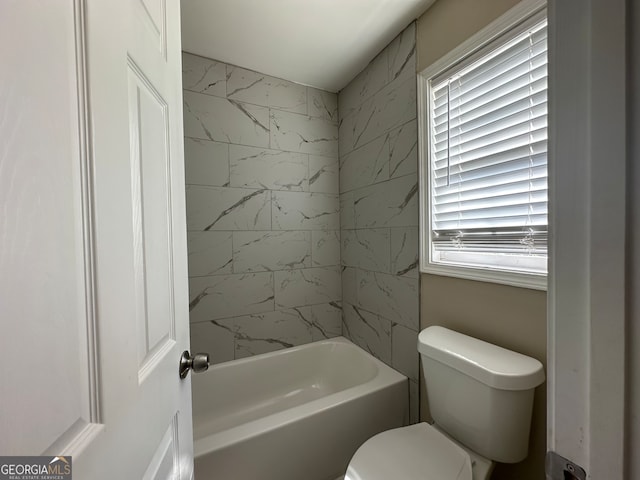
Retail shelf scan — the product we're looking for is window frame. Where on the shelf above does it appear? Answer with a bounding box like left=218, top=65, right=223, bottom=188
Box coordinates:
left=417, top=0, right=548, bottom=291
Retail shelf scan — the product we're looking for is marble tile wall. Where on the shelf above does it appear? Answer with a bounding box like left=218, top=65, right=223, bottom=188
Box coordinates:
left=183, top=53, right=341, bottom=364
left=338, top=22, right=420, bottom=424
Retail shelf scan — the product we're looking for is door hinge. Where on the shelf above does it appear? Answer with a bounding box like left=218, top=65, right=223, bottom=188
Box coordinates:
left=546, top=451, right=587, bottom=480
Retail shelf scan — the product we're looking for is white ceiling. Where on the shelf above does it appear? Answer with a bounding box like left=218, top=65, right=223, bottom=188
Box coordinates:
left=180, top=0, right=435, bottom=93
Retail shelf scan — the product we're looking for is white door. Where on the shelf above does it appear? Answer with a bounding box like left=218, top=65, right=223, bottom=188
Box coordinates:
left=547, top=0, right=627, bottom=478
left=0, top=0, right=194, bottom=478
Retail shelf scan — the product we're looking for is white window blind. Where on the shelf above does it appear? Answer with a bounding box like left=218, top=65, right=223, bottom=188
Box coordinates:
left=428, top=18, right=548, bottom=274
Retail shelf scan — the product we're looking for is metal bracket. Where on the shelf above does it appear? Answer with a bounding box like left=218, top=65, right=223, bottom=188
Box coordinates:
left=546, top=451, right=586, bottom=480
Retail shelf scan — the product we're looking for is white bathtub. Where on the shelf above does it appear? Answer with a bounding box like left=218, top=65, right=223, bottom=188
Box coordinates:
left=191, top=336, right=408, bottom=480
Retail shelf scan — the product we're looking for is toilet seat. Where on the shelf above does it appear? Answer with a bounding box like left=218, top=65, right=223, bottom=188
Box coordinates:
left=345, top=423, right=473, bottom=480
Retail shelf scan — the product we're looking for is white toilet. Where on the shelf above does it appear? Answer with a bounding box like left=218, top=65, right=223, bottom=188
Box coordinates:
left=345, top=326, right=545, bottom=480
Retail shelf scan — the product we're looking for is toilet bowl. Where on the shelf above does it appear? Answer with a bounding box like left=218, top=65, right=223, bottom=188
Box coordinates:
left=345, top=423, right=493, bottom=480
left=345, top=326, right=545, bottom=480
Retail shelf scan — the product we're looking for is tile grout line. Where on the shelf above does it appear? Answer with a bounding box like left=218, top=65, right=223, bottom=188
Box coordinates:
left=184, top=133, right=338, bottom=160
left=185, top=39, right=418, bottom=360
left=184, top=87, right=337, bottom=121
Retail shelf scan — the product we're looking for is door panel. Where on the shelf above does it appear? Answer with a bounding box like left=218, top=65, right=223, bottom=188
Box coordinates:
left=127, top=59, right=177, bottom=381
left=0, top=0, right=101, bottom=458
left=139, top=0, right=167, bottom=57
left=0, top=0, right=193, bottom=477
left=142, top=415, right=180, bottom=480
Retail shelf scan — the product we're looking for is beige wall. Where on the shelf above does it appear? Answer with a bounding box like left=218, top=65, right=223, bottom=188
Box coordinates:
left=416, top=0, right=521, bottom=71
left=420, top=276, right=546, bottom=480
left=629, top=0, right=640, bottom=476
left=417, top=1, right=547, bottom=479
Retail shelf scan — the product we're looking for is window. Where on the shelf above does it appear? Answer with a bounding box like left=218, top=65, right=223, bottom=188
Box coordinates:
left=418, top=2, right=548, bottom=290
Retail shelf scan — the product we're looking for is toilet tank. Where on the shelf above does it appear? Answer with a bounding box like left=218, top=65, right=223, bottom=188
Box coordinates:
left=418, top=326, right=545, bottom=464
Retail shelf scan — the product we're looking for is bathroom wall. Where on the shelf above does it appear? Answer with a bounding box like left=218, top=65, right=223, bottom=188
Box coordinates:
left=420, top=277, right=547, bottom=480
left=182, top=53, right=342, bottom=364
left=628, top=0, right=640, bottom=475
left=338, top=23, right=420, bottom=423
left=416, top=1, right=547, bottom=479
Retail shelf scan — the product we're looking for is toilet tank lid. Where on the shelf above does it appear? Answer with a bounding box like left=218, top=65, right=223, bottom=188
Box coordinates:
left=418, top=326, right=545, bottom=390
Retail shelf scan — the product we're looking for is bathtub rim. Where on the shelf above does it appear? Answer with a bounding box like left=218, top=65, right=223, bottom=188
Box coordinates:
left=192, top=336, right=408, bottom=458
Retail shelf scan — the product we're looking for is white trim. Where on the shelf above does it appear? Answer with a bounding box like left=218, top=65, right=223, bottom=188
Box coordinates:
left=417, top=0, right=548, bottom=290
left=424, top=262, right=546, bottom=290
left=73, top=0, right=101, bottom=426
left=547, top=0, right=627, bottom=477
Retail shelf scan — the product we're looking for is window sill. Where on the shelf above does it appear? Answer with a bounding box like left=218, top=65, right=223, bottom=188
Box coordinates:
left=421, top=261, right=547, bottom=291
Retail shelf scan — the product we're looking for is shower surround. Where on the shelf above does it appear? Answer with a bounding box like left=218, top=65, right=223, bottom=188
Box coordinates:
left=338, top=23, right=420, bottom=423
left=183, top=53, right=342, bottom=364
left=182, top=22, right=419, bottom=421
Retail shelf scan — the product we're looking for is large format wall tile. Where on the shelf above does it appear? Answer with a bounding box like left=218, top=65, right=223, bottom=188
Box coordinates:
left=189, top=320, right=235, bottom=365
left=185, top=55, right=339, bottom=364
left=339, top=76, right=416, bottom=156
left=390, top=227, right=419, bottom=278
left=341, top=229, right=391, bottom=272
left=339, top=51, right=389, bottom=121
left=184, top=137, right=229, bottom=187
left=338, top=22, right=418, bottom=425
left=227, top=65, right=307, bottom=113
left=218, top=309, right=315, bottom=358
left=274, top=267, right=341, bottom=309
left=197, top=301, right=342, bottom=365
left=182, top=52, right=226, bottom=97
left=343, top=303, right=392, bottom=364
left=340, top=191, right=356, bottom=230
left=304, top=302, right=343, bottom=341
left=353, top=175, right=418, bottom=228
left=391, top=323, right=419, bottom=382
left=339, top=134, right=389, bottom=192
left=187, top=231, right=233, bottom=277
left=356, top=269, right=418, bottom=330
left=185, top=37, right=419, bottom=403
left=229, top=145, right=308, bottom=191
left=309, top=155, right=339, bottom=194
left=272, top=191, right=340, bottom=230
left=212, top=301, right=342, bottom=359
left=308, top=88, right=339, bottom=122
left=186, top=185, right=271, bottom=231
left=184, top=90, right=270, bottom=148
left=233, top=231, right=311, bottom=272
left=388, top=23, right=417, bottom=83
left=188, top=272, right=274, bottom=323
left=389, top=120, right=418, bottom=179
left=312, top=230, right=340, bottom=267
left=342, top=267, right=357, bottom=306
left=270, top=110, right=338, bottom=157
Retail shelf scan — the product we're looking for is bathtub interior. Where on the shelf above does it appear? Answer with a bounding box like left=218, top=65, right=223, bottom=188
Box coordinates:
left=191, top=338, right=381, bottom=440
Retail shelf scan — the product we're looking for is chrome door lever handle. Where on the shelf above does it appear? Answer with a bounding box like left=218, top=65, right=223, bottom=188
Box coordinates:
left=179, top=350, right=210, bottom=379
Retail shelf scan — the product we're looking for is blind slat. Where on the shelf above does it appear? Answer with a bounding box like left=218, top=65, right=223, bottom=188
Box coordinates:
left=433, top=97, right=547, bottom=147
left=434, top=198, right=548, bottom=222
left=433, top=147, right=547, bottom=177
left=438, top=52, right=547, bottom=120
left=435, top=113, right=547, bottom=156
left=433, top=212, right=547, bottom=231
left=433, top=138, right=547, bottom=169
left=428, top=18, right=548, bottom=259
left=442, top=47, right=547, bottom=106
left=434, top=178, right=548, bottom=207
left=433, top=75, right=547, bottom=126
left=433, top=129, right=547, bottom=171
left=434, top=161, right=547, bottom=191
